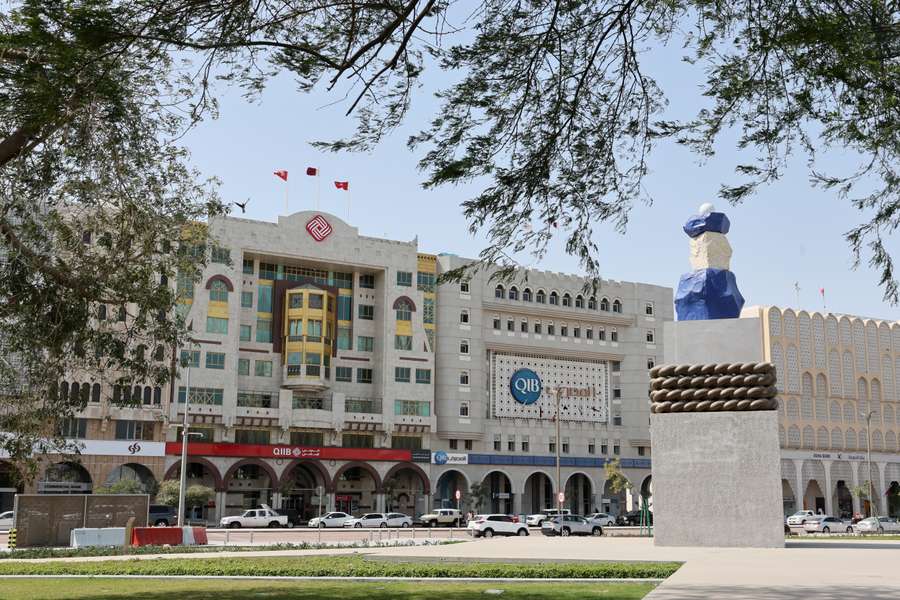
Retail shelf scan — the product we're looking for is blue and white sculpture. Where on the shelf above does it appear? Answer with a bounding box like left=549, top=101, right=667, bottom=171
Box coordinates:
left=674, top=203, right=745, bottom=320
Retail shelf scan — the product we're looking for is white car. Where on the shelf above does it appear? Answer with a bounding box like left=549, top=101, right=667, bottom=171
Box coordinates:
left=467, top=514, right=529, bottom=538
left=786, top=510, right=816, bottom=526
left=803, top=516, right=852, bottom=534
left=588, top=512, right=616, bottom=527
left=541, top=515, right=603, bottom=537
left=344, top=512, right=413, bottom=528
left=0, top=511, right=12, bottom=530
left=855, top=516, right=900, bottom=534
left=526, top=508, right=571, bottom=527
left=220, top=506, right=288, bottom=529
left=308, top=511, right=351, bottom=528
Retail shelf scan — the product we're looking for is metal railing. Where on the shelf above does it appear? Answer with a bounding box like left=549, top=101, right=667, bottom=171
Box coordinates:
left=292, top=395, right=332, bottom=410
left=345, top=397, right=382, bottom=414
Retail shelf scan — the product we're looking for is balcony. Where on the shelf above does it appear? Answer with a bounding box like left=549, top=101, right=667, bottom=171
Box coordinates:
left=345, top=397, right=382, bottom=414
left=236, top=391, right=280, bottom=421
left=290, top=393, right=333, bottom=429
left=282, top=364, right=330, bottom=392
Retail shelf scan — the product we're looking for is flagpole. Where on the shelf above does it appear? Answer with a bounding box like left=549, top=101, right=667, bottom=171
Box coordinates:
left=316, top=172, right=321, bottom=211
left=347, top=185, right=352, bottom=221
left=284, top=179, right=289, bottom=215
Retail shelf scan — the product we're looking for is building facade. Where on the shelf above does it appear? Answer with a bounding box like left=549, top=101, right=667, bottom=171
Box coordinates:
left=6, top=211, right=672, bottom=522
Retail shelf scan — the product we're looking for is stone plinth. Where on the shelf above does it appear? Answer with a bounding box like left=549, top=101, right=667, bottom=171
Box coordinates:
left=651, top=410, right=784, bottom=548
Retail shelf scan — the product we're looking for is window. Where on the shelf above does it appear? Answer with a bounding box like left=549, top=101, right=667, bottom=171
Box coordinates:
left=357, top=368, right=373, bottom=384
left=459, top=371, right=470, bottom=385
left=177, top=387, right=224, bottom=405
left=613, top=415, right=622, bottom=426
left=464, top=440, right=472, bottom=450
left=536, top=290, right=546, bottom=304
left=395, top=335, right=412, bottom=351
left=638, top=446, right=646, bottom=456
left=333, top=271, right=353, bottom=288
left=209, top=280, right=229, bottom=302
left=59, top=418, right=87, bottom=439
left=235, top=429, right=271, bottom=445
left=573, top=326, right=580, bottom=338
left=395, top=367, right=411, bottom=383
left=601, top=442, right=608, bottom=454
left=645, top=302, right=654, bottom=316
left=255, top=360, right=272, bottom=377
left=180, top=350, right=200, bottom=368
left=613, top=443, right=621, bottom=455
left=507, top=437, right=515, bottom=451
left=562, top=293, right=571, bottom=307
left=335, top=366, right=352, bottom=382
left=575, top=295, right=584, bottom=308
left=600, top=297, right=610, bottom=311
left=394, top=399, right=431, bottom=416
left=306, top=319, right=323, bottom=339
left=459, top=402, right=469, bottom=417
left=598, top=327, right=606, bottom=341
left=460, top=281, right=470, bottom=293
left=520, top=320, right=528, bottom=333
left=256, top=319, right=272, bottom=343
left=289, top=293, right=304, bottom=309
left=493, top=317, right=501, bottom=330
left=549, top=439, right=556, bottom=453
left=240, top=324, right=251, bottom=341
left=242, top=258, right=254, bottom=274
left=205, top=352, right=226, bottom=370
left=610, top=328, right=618, bottom=342
left=423, top=298, right=435, bottom=324
left=495, top=285, right=505, bottom=299
left=549, top=291, right=559, bottom=305
left=237, top=391, right=276, bottom=408
left=459, top=339, right=469, bottom=354
left=238, top=358, right=250, bottom=376
left=508, top=286, right=519, bottom=300
left=588, top=442, right=596, bottom=454
left=241, top=291, right=253, bottom=308
left=507, top=319, right=515, bottom=332
left=395, top=299, right=412, bottom=321
left=337, top=296, right=352, bottom=320
left=612, top=299, right=622, bottom=313
left=258, top=262, right=277, bottom=280
left=494, top=435, right=501, bottom=451
left=358, top=304, right=374, bottom=320
left=547, top=323, right=555, bottom=336
left=392, top=435, right=422, bottom=450
left=449, top=439, right=458, bottom=450
left=357, top=336, right=374, bottom=352
left=521, top=436, right=530, bottom=452
left=646, top=329, right=655, bottom=343
left=562, top=438, right=570, bottom=453
left=588, top=297, right=597, bottom=310
left=291, top=431, right=324, bottom=446
left=522, top=288, right=532, bottom=302
left=257, top=285, right=273, bottom=312
left=417, top=271, right=436, bottom=292
left=211, top=246, right=230, bottom=264
left=611, top=361, right=621, bottom=372
left=206, top=317, right=228, bottom=334
left=415, top=369, right=431, bottom=384
left=534, top=322, right=542, bottom=334
left=114, top=420, right=153, bottom=441
left=460, top=310, right=470, bottom=324
left=359, top=274, right=375, bottom=289
left=560, top=325, right=568, bottom=337
left=613, top=387, right=622, bottom=399
left=337, top=327, right=351, bottom=350
left=586, top=327, right=593, bottom=340
left=397, top=271, right=413, bottom=287
left=308, top=294, right=324, bottom=309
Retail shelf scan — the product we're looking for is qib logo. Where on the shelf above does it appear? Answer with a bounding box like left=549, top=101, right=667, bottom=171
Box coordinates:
left=510, top=368, right=542, bottom=405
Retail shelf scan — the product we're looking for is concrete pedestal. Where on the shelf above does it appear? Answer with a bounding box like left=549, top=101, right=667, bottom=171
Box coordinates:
left=651, top=410, right=784, bottom=548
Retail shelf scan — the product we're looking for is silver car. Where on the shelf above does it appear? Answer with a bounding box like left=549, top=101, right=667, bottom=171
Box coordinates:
left=803, top=516, right=852, bottom=534
left=541, top=515, right=603, bottom=537
left=855, top=516, right=900, bottom=534
left=588, top=512, right=616, bottom=527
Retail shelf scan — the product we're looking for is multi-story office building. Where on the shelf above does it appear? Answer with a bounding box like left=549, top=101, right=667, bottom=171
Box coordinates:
left=6, top=211, right=672, bottom=522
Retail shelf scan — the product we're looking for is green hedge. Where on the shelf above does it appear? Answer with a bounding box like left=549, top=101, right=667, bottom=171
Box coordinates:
left=0, top=555, right=681, bottom=579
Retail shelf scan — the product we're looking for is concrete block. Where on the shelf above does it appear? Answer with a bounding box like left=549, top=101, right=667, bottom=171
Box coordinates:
left=70, top=527, right=126, bottom=548
left=651, top=410, right=784, bottom=548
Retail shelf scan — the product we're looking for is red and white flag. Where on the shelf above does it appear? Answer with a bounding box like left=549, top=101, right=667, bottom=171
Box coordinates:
left=273, top=170, right=288, bottom=181
left=334, top=181, right=349, bottom=190
left=306, top=167, right=318, bottom=176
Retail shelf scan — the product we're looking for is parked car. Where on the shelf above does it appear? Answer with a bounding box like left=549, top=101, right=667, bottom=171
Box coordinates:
left=220, top=505, right=289, bottom=529
left=419, top=508, right=462, bottom=527
left=803, top=516, right=852, bottom=534
left=526, top=508, right=571, bottom=527
left=344, top=513, right=413, bottom=528
left=616, top=510, right=653, bottom=526
left=855, top=516, right=900, bottom=534
left=307, top=511, right=351, bottom=528
left=0, top=510, right=13, bottom=530
left=786, top=510, right=816, bottom=526
left=587, top=512, right=616, bottom=527
left=468, top=514, right=528, bottom=538
left=148, top=504, right=177, bottom=527
left=541, top=515, right=603, bottom=537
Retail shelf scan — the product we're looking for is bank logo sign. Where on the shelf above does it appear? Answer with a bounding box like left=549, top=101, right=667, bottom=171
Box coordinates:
left=510, top=368, right=542, bottom=405
left=305, top=214, right=333, bottom=242
left=432, top=450, right=468, bottom=465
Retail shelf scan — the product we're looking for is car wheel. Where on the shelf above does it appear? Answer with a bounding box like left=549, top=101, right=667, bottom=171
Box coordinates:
left=354, top=522, right=362, bottom=528
left=430, top=521, right=436, bottom=528
left=483, top=528, right=494, bottom=538
left=380, top=522, right=387, bottom=529
left=561, top=527, right=570, bottom=537
left=822, top=526, right=830, bottom=534
left=229, top=522, right=241, bottom=529
left=453, top=519, right=460, bottom=527
left=846, top=527, right=853, bottom=533
left=592, top=527, right=603, bottom=537
left=517, top=528, right=528, bottom=537
left=268, top=521, right=281, bottom=529
left=318, top=522, right=325, bottom=529
left=154, top=519, right=168, bottom=527
left=402, top=522, right=409, bottom=528
left=878, top=527, right=885, bottom=534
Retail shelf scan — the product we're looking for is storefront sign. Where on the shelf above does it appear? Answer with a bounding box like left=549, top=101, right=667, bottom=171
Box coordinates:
left=811, top=452, right=867, bottom=461
left=411, top=449, right=432, bottom=463
left=69, top=440, right=166, bottom=457
left=432, top=450, right=468, bottom=465
left=165, top=442, right=412, bottom=462
left=509, top=368, right=542, bottom=405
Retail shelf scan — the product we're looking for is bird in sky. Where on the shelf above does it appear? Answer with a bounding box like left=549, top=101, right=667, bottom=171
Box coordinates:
left=234, top=198, right=250, bottom=213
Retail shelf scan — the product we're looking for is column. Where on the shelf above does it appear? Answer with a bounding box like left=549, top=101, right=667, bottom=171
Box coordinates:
left=214, top=491, right=226, bottom=523
left=272, top=491, right=283, bottom=510
left=823, top=464, right=834, bottom=516
left=877, top=461, right=887, bottom=516
left=850, top=467, right=861, bottom=516
left=512, top=490, right=522, bottom=517
left=794, top=460, right=805, bottom=512
left=375, top=492, right=386, bottom=513
left=326, top=492, right=335, bottom=512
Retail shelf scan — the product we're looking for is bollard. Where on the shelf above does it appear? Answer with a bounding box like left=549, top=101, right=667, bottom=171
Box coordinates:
left=7, top=528, right=16, bottom=550
left=412, top=527, right=415, bottom=541
left=428, top=528, right=432, bottom=540
left=317, top=525, right=322, bottom=545
left=249, top=530, right=254, bottom=546
left=225, top=529, right=230, bottom=546
left=449, top=527, right=453, bottom=540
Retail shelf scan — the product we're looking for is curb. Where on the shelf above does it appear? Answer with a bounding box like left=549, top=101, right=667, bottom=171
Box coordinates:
left=0, top=574, right=666, bottom=583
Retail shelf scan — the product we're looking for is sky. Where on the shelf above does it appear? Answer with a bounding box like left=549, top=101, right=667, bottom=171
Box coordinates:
left=180, top=21, right=899, bottom=322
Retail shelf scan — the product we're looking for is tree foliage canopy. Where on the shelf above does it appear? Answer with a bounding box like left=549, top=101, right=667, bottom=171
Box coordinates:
left=2, top=1, right=898, bottom=464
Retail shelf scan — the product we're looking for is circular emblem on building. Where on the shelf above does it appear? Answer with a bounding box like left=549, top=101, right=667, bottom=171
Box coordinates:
left=433, top=450, right=449, bottom=465
left=306, top=214, right=333, bottom=242
left=292, top=447, right=302, bottom=457
left=510, top=368, right=542, bottom=405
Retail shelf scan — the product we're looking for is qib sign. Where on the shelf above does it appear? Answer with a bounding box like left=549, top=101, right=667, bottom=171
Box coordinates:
left=510, top=368, right=542, bottom=405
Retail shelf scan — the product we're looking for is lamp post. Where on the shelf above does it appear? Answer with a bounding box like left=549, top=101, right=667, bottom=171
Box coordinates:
left=555, top=386, right=563, bottom=516
left=861, top=410, right=877, bottom=518
left=175, top=339, right=201, bottom=527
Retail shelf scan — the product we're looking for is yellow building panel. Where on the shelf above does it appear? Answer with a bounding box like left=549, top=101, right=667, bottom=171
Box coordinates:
left=396, top=321, right=412, bottom=336
left=207, top=302, right=228, bottom=318
left=256, top=312, right=273, bottom=319
left=417, top=254, right=437, bottom=272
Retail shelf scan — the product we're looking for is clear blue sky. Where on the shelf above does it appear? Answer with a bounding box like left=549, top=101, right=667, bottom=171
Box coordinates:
left=181, top=31, right=899, bottom=321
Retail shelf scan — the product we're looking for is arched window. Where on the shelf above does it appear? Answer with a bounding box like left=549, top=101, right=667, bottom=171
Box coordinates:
left=549, top=291, right=559, bottom=305
left=508, top=286, right=519, bottom=301
left=69, top=382, right=80, bottom=403
left=612, top=299, right=622, bottom=313
left=395, top=298, right=413, bottom=321
left=600, top=297, right=610, bottom=311
left=536, top=290, right=546, bottom=304
left=91, top=383, right=101, bottom=403
left=562, top=293, right=571, bottom=307
left=143, top=387, right=152, bottom=405
left=97, top=305, right=107, bottom=320
left=209, top=280, right=229, bottom=302
left=588, top=297, right=597, bottom=310
left=575, top=295, right=584, bottom=308
left=153, top=387, right=162, bottom=405
left=522, top=288, right=533, bottom=302
left=494, top=285, right=505, bottom=299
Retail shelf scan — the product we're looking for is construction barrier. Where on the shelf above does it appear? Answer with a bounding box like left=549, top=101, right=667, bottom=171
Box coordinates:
left=7, top=528, right=15, bottom=549
left=70, top=527, right=126, bottom=548
left=130, top=526, right=208, bottom=547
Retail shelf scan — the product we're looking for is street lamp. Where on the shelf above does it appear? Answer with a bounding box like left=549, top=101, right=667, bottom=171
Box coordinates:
left=554, top=386, right=563, bottom=516
left=860, top=410, right=878, bottom=518
left=173, top=339, right=202, bottom=527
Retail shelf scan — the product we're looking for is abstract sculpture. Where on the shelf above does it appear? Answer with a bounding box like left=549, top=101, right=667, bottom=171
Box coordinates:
left=674, top=203, right=745, bottom=320
left=649, top=362, right=778, bottom=413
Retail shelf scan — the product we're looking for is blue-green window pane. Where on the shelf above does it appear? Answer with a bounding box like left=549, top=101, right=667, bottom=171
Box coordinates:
left=257, top=285, right=273, bottom=312
left=241, top=291, right=253, bottom=308
left=205, top=352, right=226, bottom=369
left=240, top=324, right=251, bottom=341
left=337, top=327, right=351, bottom=350
left=206, top=317, right=228, bottom=334
left=256, top=319, right=272, bottom=343
left=337, top=296, right=352, bottom=321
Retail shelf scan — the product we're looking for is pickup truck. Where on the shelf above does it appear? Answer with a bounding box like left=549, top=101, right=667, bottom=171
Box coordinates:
left=220, top=505, right=289, bottom=528
left=786, top=510, right=816, bottom=527
left=419, top=508, right=462, bottom=527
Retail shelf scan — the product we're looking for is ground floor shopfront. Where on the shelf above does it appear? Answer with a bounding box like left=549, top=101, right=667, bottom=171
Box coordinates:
left=780, top=450, right=900, bottom=518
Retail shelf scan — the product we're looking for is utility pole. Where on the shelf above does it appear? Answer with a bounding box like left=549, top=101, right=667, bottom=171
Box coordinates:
left=175, top=339, right=201, bottom=527
left=555, top=387, right=563, bottom=516
left=863, top=410, right=876, bottom=518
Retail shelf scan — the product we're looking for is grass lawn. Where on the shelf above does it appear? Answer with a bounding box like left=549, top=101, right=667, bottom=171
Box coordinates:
left=1, top=578, right=658, bottom=600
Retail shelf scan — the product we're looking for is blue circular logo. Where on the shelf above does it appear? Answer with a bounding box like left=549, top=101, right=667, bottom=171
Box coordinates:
left=433, top=450, right=449, bottom=465
left=510, top=368, right=542, bottom=405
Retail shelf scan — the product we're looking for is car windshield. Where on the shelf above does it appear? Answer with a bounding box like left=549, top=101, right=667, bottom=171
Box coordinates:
left=241, top=511, right=255, bottom=517
left=791, top=511, right=809, bottom=516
